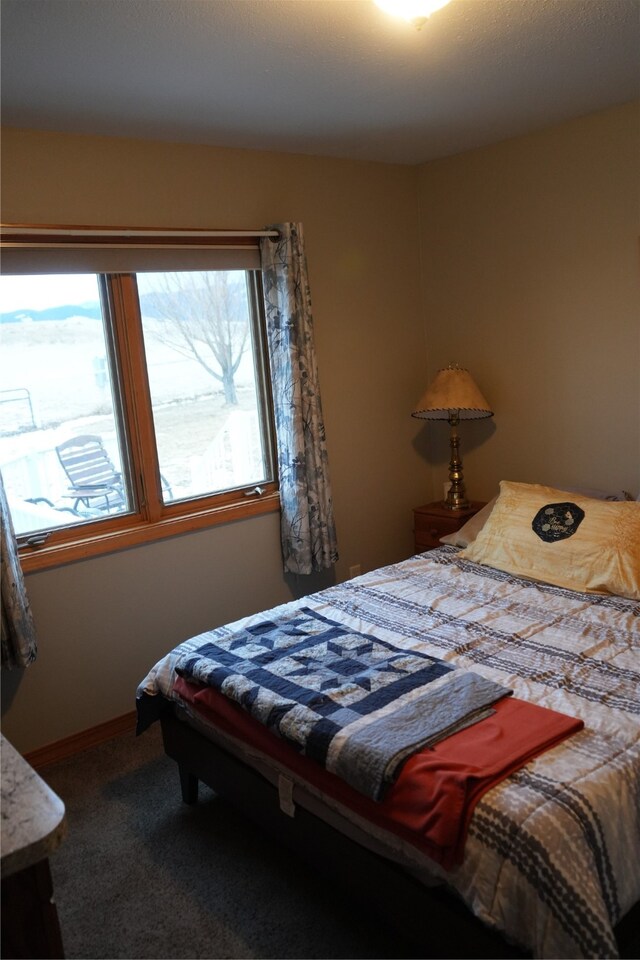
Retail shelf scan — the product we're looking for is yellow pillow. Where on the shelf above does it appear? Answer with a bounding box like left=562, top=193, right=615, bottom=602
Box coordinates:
left=461, top=481, right=640, bottom=600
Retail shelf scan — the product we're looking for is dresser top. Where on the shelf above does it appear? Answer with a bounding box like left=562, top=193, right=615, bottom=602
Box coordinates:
left=1, top=733, right=66, bottom=878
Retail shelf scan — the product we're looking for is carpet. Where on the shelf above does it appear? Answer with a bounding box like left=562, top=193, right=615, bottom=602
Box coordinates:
left=41, top=724, right=422, bottom=959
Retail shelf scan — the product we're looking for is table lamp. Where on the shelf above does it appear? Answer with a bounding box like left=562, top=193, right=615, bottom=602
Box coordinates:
left=412, top=363, right=493, bottom=510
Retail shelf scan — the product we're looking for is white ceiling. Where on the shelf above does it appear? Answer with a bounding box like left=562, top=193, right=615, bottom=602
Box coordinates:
left=1, top=0, right=639, bottom=165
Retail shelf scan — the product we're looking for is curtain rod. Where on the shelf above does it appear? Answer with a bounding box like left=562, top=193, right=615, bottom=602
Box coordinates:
left=0, top=243, right=266, bottom=251
left=0, top=224, right=280, bottom=239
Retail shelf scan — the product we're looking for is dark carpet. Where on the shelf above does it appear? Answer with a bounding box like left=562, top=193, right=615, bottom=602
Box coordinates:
left=41, top=724, right=423, bottom=960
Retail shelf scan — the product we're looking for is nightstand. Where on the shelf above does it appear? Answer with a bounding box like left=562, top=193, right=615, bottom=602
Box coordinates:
left=413, top=500, right=486, bottom=553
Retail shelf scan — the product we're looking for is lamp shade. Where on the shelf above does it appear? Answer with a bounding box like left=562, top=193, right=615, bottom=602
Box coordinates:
left=412, top=364, right=493, bottom=421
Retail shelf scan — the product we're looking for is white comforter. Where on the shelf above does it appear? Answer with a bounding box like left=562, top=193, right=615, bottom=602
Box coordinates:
left=138, top=547, right=640, bottom=959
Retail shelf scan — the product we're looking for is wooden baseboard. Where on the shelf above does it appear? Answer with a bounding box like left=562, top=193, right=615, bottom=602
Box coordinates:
left=24, top=710, right=137, bottom=770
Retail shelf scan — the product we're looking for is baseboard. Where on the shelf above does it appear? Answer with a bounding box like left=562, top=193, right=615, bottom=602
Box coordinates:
left=24, top=710, right=137, bottom=770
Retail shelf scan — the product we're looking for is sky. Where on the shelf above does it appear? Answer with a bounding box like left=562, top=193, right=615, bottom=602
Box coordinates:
left=0, top=274, right=102, bottom=313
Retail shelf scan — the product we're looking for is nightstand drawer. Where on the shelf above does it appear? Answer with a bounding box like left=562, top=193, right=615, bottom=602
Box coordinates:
left=413, top=500, right=486, bottom=553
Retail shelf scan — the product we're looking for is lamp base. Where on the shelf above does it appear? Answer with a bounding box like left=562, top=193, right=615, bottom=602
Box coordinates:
left=445, top=417, right=469, bottom=510
left=443, top=490, right=470, bottom=511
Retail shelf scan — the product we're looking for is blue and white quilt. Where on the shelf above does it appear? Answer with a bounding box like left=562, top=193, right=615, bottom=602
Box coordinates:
left=175, top=606, right=510, bottom=800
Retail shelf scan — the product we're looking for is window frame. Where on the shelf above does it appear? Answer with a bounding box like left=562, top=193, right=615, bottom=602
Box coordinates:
left=1, top=225, right=280, bottom=573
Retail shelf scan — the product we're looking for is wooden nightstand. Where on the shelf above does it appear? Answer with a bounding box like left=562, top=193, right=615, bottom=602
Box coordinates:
left=413, top=500, right=486, bottom=553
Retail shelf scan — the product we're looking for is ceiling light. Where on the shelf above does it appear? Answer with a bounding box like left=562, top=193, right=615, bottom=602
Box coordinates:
left=374, top=0, right=452, bottom=29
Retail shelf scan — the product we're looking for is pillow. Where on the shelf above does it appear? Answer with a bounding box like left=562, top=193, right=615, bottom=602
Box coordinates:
left=545, top=483, right=628, bottom=502
left=460, top=480, right=640, bottom=600
left=439, top=483, right=626, bottom=550
left=440, top=497, right=497, bottom=548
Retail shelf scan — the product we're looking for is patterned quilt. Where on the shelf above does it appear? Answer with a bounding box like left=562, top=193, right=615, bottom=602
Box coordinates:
left=175, top=606, right=510, bottom=800
left=137, top=546, right=640, bottom=959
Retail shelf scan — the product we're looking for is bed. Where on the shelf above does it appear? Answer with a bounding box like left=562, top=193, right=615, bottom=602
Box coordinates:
left=137, top=481, right=640, bottom=959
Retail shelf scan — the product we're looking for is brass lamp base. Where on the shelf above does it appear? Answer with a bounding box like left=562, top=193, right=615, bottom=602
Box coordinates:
left=444, top=489, right=470, bottom=511
left=443, top=415, right=469, bottom=511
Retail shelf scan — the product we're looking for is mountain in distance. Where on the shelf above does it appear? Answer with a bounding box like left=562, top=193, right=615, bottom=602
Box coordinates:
left=0, top=302, right=102, bottom=323
left=1, top=293, right=166, bottom=324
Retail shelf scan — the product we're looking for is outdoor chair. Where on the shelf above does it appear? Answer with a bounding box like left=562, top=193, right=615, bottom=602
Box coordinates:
left=55, top=434, right=126, bottom=514
left=26, top=497, right=82, bottom=518
left=55, top=434, right=173, bottom=514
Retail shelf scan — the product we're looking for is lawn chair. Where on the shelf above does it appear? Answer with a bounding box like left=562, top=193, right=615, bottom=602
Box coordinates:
left=55, top=434, right=126, bottom=514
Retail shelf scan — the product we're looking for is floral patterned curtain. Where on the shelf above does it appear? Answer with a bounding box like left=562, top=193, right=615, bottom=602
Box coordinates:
left=260, top=223, right=339, bottom=575
left=1, top=470, right=38, bottom=668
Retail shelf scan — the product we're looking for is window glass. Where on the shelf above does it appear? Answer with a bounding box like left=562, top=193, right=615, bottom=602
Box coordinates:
left=137, top=270, right=271, bottom=503
left=0, top=274, right=131, bottom=536
left=0, top=230, right=278, bottom=569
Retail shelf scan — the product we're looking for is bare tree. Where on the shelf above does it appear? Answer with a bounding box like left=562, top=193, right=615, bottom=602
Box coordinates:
left=142, top=271, right=249, bottom=405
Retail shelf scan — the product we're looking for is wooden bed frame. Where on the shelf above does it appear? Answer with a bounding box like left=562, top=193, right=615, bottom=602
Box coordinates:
left=160, top=709, right=640, bottom=960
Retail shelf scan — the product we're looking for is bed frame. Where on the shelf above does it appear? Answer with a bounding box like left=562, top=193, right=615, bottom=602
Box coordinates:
left=160, top=709, right=639, bottom=960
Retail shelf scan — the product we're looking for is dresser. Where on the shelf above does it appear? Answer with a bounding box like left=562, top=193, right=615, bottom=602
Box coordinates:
left=1, top=734, right=66, bottom=959
left=413, top=500, right=486, bottom=553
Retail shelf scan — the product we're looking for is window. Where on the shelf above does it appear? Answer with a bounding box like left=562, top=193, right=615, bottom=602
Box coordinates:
left=0, top=227, right=279, bottom=571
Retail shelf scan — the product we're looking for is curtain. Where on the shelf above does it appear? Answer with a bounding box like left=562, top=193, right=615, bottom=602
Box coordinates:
left=260, top=223, right=339, bottom=575
left=1, top=470, right=38, bottom=668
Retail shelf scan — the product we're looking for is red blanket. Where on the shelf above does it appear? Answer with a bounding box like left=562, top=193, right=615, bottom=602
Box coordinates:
left=172, top=675, right=583, bottom=870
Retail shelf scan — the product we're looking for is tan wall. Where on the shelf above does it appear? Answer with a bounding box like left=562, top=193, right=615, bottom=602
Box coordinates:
left=417, top=101, right=640, bottom=502
left=1, top=130, right=427, bottom=752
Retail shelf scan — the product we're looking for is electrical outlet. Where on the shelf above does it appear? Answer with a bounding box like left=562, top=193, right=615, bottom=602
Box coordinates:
left=348, top=564, right=361, bottom=579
